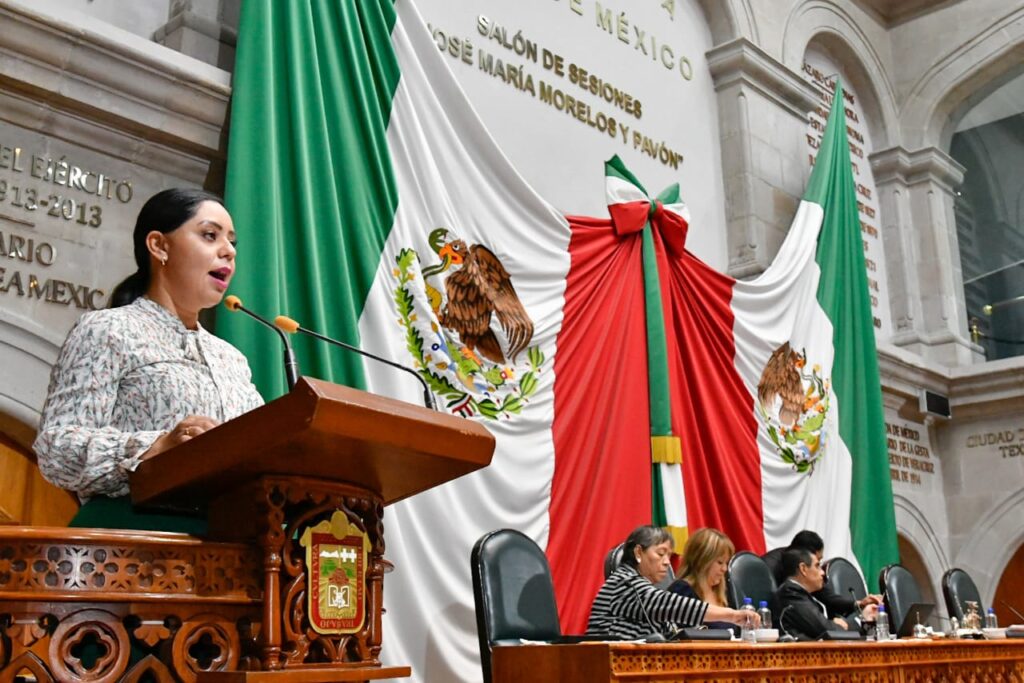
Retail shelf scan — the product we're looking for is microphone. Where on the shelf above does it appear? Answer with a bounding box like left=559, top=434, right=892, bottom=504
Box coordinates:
left=847, top=588, right=868, bottom=633
left=1000, top=599, right=1024, bottom=623
left=274, top=315, right=435, bottom=410
left=627, top=580, right=668, bottom=642
left=849, top=588, right=865, bottom=617
left=224, top=295, right=299, bottom=390
left=777, top=605, right=797, bottom=642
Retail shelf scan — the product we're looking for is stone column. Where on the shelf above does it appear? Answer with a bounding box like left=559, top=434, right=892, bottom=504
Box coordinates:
left=153, top=0, right=239, bottom=71
left=706, top=38, right=820, bottom=279
left=872, top=146, right=983, bottom=366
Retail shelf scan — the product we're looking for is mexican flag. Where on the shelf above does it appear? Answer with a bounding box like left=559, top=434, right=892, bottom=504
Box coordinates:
left=550, top=78, right=900, bottom=628
left=220, top=0, right=897, bottom=680
left=221, top=2, right=572, bottom=678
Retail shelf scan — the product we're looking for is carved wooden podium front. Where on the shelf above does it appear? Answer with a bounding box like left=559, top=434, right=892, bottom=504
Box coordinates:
left=0, top=378, right=494, bottom=682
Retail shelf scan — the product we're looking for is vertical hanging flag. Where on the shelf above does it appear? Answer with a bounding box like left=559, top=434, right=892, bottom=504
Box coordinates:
left=553, top=81, right=899, bottom=626
left=806, top=81, right=899, bottom=581
left=619, top=79, right=900, bottom=587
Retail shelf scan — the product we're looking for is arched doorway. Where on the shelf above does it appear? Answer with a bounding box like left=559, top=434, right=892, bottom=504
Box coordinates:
left=897, top=533, right=939, bottom=623
left=949, top=73, right=1024, bottom=360
left=993, top=543, right=1024, bottom=624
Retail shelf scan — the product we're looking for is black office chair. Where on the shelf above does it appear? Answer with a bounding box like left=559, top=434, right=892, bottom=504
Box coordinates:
left=471, top=529, right=562, bottom=683
left=603, top=542, right=676, bottom=588
left=823, top=557, right=868, bottom=603
left=879, top=564, right=924, bottom=632
left=726, top=551, right=777, bottom=609
left=942, top=567, right=983, bottom=623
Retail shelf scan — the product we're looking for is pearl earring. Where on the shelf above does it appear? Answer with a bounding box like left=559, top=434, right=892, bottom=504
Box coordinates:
left=161, top=255, right=167, bottom=266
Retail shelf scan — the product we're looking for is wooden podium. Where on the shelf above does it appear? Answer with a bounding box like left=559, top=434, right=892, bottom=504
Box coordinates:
left=125, top=376, right=493, bottom=679
left=0, top=378, right=491, bottom=682
left=0, top=378, right=489, bottom=683
left=125, top=377, right=494, bottom=682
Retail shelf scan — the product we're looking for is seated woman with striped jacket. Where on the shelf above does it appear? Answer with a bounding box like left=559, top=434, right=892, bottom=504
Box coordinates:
left=586, top=525, right=756, bottom=640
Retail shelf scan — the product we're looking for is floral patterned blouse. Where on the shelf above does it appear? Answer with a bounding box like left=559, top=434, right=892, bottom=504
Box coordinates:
left=34, top=296, right=264, bottom=501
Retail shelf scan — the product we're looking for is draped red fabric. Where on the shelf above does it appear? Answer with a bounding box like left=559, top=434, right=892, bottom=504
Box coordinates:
left=549, top=215, right=654, bottom=634
left=549, top=215, right=765, bottom=634
left=661, top=237, right=765, bottom=555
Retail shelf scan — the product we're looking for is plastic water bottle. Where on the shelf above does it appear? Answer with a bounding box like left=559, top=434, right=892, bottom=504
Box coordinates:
left=876, top=604, right=890, bottom=641
left=986, top=608, right=998, bottom=629
left=740, top=597, right=757, bottom=643
left=758, top=600, right=773, bottom=629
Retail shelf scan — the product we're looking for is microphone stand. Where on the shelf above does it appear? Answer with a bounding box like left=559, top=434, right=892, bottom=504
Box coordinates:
left=278, top=319, right=435, bottom=410
left=628, top=579, right=668, bottom=642
left=849, top=589, right=865, bottom=618
left=848, top=588, right=868, bottom=635
left=777, top=604, right=797, bottom=642
left=224, top=297, right=299, bottom=390
left=1001, top=599, right=1024, bottom=623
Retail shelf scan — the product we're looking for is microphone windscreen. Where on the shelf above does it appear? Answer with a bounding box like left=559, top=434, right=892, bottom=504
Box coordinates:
left=274, top=315, right=300, bottom=334
left=224, top=295, right=242, bottom=311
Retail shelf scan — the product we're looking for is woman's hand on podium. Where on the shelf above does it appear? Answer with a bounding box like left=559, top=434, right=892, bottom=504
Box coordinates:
left=143, top=415, right=219, bottom=459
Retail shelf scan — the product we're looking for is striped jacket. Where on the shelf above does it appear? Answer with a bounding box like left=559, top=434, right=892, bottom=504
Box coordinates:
left=586, top=565, right=709, bottom=639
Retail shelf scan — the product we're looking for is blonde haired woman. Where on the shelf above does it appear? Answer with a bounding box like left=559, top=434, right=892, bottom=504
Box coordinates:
left=669, top=528, right=738, bottom=633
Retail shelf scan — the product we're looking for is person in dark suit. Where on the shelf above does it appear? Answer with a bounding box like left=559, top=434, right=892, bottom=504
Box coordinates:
left=762, top=530, right=881, bottom=620
left=774, top=547, right=878, bottom=640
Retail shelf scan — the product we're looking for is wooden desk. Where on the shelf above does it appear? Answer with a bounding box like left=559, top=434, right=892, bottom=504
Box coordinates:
left=491, top=639, right=1024, bottom=682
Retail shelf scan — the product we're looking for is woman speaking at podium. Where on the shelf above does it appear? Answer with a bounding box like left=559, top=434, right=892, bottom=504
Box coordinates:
left=33, top=188, right=263, bottom=532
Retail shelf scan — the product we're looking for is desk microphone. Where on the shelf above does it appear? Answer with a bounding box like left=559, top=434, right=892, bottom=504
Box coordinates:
left=627, top=581, right=668, bottom=642
left=274, top=315, right=435, bottom=410
left=1000, top=600, right=1024, bottom=623
left=224, top=295, right=299, bottom=390
left=849, top=588, right=866, bottom=621
left=777, top=605, right=797, bottom=642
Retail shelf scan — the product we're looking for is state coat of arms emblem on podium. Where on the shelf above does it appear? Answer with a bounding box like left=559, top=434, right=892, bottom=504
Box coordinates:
left=300, top=510, right=372, bottom=634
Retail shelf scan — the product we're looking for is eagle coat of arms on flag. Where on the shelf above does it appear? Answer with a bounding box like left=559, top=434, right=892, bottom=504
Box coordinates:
left=392, top=228, right=546, bottom=420
left=756, top=342, right=832, bottom=474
